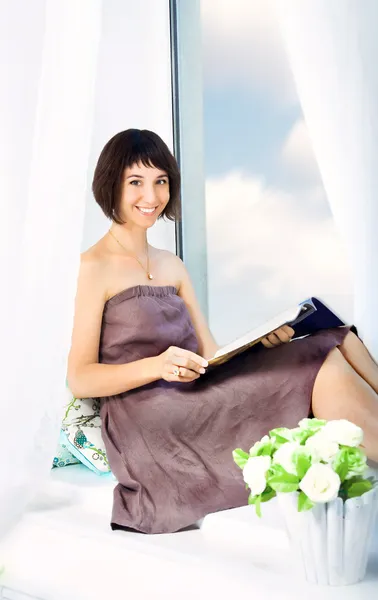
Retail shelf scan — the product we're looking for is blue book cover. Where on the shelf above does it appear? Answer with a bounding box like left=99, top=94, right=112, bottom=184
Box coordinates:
left=208, top=297, right=348, bottom=368
left=289, top=297, right=345, bottom=338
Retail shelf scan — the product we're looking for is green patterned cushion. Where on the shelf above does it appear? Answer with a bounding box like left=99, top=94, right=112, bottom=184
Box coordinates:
left=60, top=390, right=111, bottom=475
left=52, top=440, right=80, bottom=468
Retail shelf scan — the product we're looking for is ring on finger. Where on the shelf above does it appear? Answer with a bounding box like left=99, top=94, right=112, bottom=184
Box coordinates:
left=173, top=366, right=181, bottom=377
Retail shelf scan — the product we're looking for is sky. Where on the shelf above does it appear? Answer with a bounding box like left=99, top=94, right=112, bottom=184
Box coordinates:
left=200, top=0, right=353, bottom=344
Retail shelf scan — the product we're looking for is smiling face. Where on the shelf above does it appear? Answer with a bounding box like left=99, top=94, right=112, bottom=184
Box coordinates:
left=119, top=162, right=170, bottom=228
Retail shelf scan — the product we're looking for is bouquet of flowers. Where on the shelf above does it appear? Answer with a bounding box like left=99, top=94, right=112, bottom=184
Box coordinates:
left=233, top=418, right=375, bottom=517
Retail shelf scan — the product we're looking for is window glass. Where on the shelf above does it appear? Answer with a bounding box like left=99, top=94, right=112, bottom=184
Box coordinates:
left=200, top=0, right=353, bottom=344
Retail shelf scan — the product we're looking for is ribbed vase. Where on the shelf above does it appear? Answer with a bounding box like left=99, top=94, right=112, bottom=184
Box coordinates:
left=277, top=487, right=378, bottom=585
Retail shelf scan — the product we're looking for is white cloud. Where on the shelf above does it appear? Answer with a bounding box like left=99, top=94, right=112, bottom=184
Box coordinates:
left=205, top=171, right=353, bottom=343
left=201, top=0, right=297, bottom=106
left=281, top=118, right=321, bottom=185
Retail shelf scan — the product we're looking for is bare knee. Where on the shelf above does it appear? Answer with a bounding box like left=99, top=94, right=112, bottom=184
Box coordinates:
left=311, top=347, right=359, bottom=420
left=316, top=346, right=353, bottom=381
left=338, top=330, right=364, bottom=361
left=338, top=330, right=358, bottom=351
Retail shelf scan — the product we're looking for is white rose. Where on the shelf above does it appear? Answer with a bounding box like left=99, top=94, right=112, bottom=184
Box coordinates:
left=305, top=432, right=339, bottom=463
left=273, top=442, right=300, bottom=475
left=298, top=418, right=312, bottom=429
left=249, top=435, right=270, bottom=455
left=290, top=427, right=302, bottom=437
left=243, top=456, right=271, bottom=496
left=299, top=463, right=341, bottom=503
left=322, top=420, right=363, bottom=447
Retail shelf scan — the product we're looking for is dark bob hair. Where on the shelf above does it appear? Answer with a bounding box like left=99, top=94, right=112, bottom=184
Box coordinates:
left=92, top=129, right=181, bottom=224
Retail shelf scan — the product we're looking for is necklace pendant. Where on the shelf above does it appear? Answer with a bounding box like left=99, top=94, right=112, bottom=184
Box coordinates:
left=147, top=273, right=153, bottom=280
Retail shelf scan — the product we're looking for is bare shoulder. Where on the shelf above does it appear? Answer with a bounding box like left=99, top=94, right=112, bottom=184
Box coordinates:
left=153, top=248, right=186, bottom=286
left=155, top=248, right=183, bottom=267
left=68, top=242, right=111, bottom=383
left=80, top=245, right=105, bottom=277
left=78, top=241, right=109, bottom=299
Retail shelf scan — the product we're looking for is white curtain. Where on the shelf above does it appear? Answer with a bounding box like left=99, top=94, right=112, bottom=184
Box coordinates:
left=0, top=0, right=102, bottom=541
left=274, top=0, right=378, bottom=360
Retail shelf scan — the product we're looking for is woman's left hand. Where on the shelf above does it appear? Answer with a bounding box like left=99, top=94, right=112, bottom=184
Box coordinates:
left=261, top=325, right=295, bottom=349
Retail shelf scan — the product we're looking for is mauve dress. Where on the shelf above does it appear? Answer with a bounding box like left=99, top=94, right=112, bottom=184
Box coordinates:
left=98, top=285, right=350, bottom=534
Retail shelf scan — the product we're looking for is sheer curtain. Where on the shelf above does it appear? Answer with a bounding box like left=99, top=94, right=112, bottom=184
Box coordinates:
left=274, top=0, right=378, bottom=360
left=0, top=0, right=102, bottom=541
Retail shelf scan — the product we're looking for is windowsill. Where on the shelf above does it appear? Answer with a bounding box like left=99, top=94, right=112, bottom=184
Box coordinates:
left=1, top=464, right=377, bottom=600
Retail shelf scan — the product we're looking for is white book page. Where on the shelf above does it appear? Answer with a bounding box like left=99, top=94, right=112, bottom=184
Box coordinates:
left=213, top=304, right=302, bottom=360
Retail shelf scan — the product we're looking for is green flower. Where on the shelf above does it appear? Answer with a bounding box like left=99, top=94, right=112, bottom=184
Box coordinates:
left=343, top=447, right=368, bottom=479
left=298, top=418, right=326, bottom=432
left=249, top=435, right=274, bottom=457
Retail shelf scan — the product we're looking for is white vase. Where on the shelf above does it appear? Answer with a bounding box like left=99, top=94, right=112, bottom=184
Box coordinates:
left=277, top=487, right=378, bottom=585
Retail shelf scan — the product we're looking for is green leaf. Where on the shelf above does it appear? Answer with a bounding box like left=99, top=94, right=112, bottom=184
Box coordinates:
left=346, top=480, right=373, bottom=499
left=249, top=438, right=274, bottom=458
left=271, top=439, right=288, bottom=452
left=248, top=488, right=276, bottom=517
left=299, top=418, right=326, bottom=430
left=342, top=475, right=360, bottom=486
left=337, top=464, right=349, bottom=483
left=232, top=448, right=249, bottom=469
left=269, top=428, right=292, bottom=442
left=340, top=476, right=373, bottom=500
left=267, top=465, right=299, bottom=492
left=257, top=441, right=274, bottom=456
left=309, top=418, right=327, bottom=428
left=298, top=491, right=315, bottom=512
left=269, top=481, right=299, bottom=493
left=366, top=476, right=378, bottom=485
left=333, top=448, right=349, bottom=482
left=248, top=488, right=274, bottom=516
left=255, top=494, right=262, bottom=518
left=292, top=429, right=313, bottom=445
left=268, top=464, right=300, bottom=483
left=293, top=451, right=311, bottom=479
left=261, top=486, right=277, bottom=503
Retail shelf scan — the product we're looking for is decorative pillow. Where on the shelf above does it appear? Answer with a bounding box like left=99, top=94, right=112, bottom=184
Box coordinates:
left=52, top=440, right=80, bottom=468
left=61, top=391, right=111, bottom=475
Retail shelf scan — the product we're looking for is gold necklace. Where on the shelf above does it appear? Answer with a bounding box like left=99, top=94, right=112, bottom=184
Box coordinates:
left=108, top=229, right=153, bottom=280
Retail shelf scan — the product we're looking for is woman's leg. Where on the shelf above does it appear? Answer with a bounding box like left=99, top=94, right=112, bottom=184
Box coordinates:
left=338, top=330, right=378, bottom=394
left=312, top=347, right=378, bottom=462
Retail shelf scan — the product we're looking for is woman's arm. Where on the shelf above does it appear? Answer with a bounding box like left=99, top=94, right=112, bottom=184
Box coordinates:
left=176, top=259, right=220, bottom=360
left=67, top=255, right=206, bottom=398
left=176, top=257, right=295, bottom=357
left=68, top=357, right=164, bottom=399
left=67, top=255, right=157, bottom=397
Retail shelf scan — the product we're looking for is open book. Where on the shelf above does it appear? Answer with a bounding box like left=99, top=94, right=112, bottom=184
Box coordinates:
left=208, top=297, right=346, bottom=368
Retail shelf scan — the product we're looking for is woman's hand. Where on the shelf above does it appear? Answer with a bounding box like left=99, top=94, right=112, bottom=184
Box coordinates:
left=158, top=346, right=208, bottom=382
left=261, top=325, right=295, bottom=349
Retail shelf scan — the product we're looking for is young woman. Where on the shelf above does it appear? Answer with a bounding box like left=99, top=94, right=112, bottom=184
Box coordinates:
left=68, top=129, right=378, bottom=534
